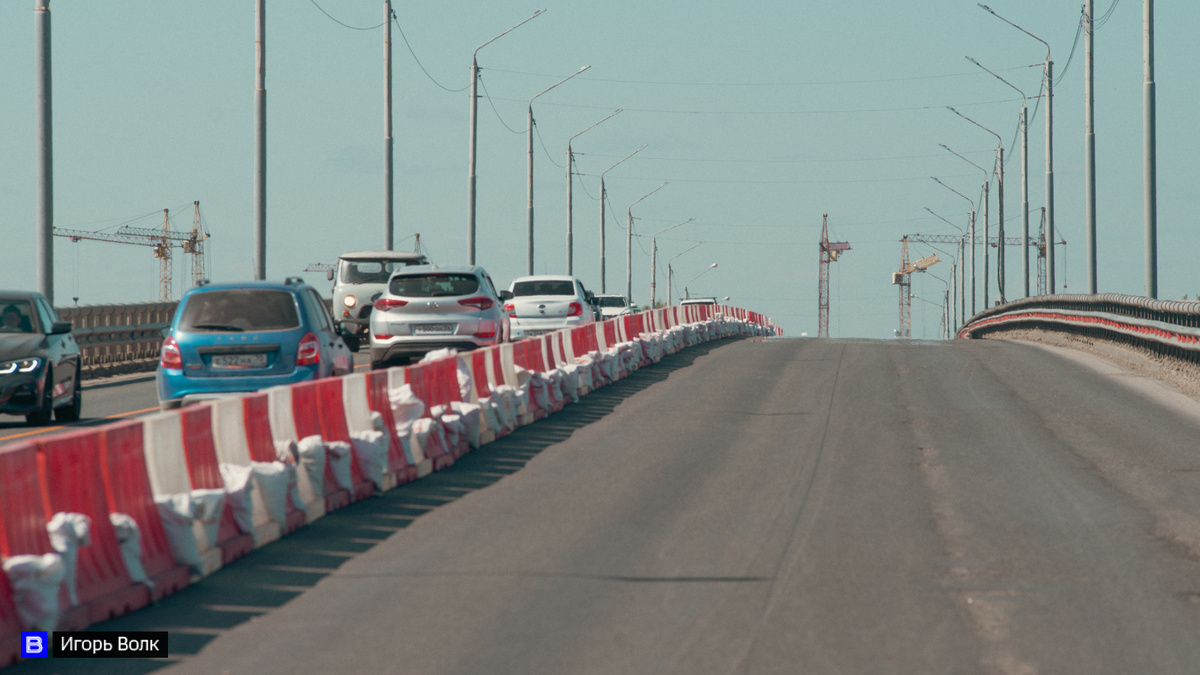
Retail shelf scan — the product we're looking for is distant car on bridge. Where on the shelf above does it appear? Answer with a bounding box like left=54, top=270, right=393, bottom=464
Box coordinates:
left=593, top=294, right=635, bottom=319
left=502, top=275, right=597, bottom=340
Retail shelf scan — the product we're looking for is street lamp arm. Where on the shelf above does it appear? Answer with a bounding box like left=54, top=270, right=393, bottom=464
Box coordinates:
left=939, top=144, right=988, bottom=180
left=931, top=176, right=975, bottom=208
left=966, top=56, right=1027, bottom=103
left=475, top=9, right=546, bottom=60
left=947, top=107, right=1002, bottom=148
left=669, top=241, right=704, bottom=265
left=978, top=4, right=1051, bottom=62
left=530, top=65, right=591, bottom=109
left=570, top=110, right=621, bottom=147
left=602, top=144, right=647, bottom=179
left=629, top=181, right=669, bottom=217
left=924, top=207, right=964, bottom=235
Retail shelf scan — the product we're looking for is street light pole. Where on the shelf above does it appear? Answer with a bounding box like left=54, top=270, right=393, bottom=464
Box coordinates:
left=598, top=144, right=645, bottom=293
left=1143, top=0, right=1158, bottom=298
left=932, top=176, right=977, bottom=317
left=667, top=241, right=703, bottom=306
left=383, top=0, right=393, bottom=250
left=948, top=107, right=1003, bottom=304
left=980, top=4, right=1053, bottom=293
left=651, top=218, right=693, bottom=307
left=566, top=110, right=620, bottom=276
left=467, top=9, right=545, bottom=265
left=684, top=263, right=718, bottom=300
left=968, top=56, right=1030, bottom=298
left=627, top=181, right=668, bottom=304
left=35, top=0, right=53, bottom=301
left=528, top=65, right=590, bottom=275
left=925, top=207, right=965, bottom=329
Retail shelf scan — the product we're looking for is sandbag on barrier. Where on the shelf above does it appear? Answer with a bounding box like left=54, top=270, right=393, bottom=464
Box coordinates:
left=284, top=381, right=351, bottom=512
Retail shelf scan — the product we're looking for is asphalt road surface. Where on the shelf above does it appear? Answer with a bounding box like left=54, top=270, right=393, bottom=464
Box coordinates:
left=10, top=336, right=1200, bottom=674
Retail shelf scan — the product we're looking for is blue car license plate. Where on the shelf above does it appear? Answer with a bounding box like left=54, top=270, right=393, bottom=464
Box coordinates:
left=211, top=353, right=268, bottom=369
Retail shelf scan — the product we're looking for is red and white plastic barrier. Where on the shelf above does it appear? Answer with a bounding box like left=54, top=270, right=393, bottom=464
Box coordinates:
left=0, top=304, right=777, bottom=665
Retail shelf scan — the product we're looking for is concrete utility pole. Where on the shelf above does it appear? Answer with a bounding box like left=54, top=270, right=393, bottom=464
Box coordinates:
left=35, top=0, right=53, bottom=302
left=566, top=110, right=620, bottom=275
left=1084, top=0, right=1097, bottom=293
left=627, top=182, right=668, bottom=304
left=527, top=66, right=589, bottom=275
left=1143, top=0, right=1157, bottom=298
left=254, top=0, right=267, bottom=280
left=598, top=144, right=645, bottom=293
left=467, top=9, right=545, bottom=265
left=383, top=0, right=393, bottom=250
left=948, top=107, right=1002, bottom=305
left=650, top=218, right=693, bottom=307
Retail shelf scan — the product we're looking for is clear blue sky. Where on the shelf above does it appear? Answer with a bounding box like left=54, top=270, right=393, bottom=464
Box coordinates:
left=2, top=1, right=1197, bottom=339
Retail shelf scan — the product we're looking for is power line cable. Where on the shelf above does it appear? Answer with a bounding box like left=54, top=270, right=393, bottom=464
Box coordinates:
left=390, top=10, right=468, bottom=92
left=477, top=73, right=526, bottom=134
left=309, top=0, right=384, bottom=30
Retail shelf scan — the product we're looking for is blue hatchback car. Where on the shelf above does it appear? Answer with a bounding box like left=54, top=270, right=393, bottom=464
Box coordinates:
left=157, top=278, right=353, bottom=409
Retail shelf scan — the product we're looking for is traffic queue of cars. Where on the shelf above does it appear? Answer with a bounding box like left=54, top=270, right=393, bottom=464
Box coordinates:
left=1, top=254, right=645, bottom=424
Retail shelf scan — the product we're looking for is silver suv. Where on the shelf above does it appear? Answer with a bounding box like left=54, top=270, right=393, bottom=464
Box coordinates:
left=368, top=265, right=509, bottom=368
left=329, top=250, right=428, bottom=349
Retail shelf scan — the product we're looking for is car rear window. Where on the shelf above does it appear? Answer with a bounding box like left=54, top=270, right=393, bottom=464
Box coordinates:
left=596, top=297, right=626, bottom=308
left=389, top=273, right=480, bottom=298
left=339, top=258, right=426, bottom=284
left=511, top=280, right=575, bottom=297
left=179, top=289, right=300, bottom=332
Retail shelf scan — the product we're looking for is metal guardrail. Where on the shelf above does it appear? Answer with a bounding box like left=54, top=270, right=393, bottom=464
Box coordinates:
left=57, top=302, right=178, bottom=379
left=958, top=293, right=1200, bottom=361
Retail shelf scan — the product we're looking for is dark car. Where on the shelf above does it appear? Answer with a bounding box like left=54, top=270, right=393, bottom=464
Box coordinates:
left=157, top=278, right=352, bottom=409
left=0, top=291, right=82, bottom=425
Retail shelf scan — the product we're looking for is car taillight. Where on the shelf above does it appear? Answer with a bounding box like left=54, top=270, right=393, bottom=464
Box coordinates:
left=161, top=336, right=182, bottom=369
left=473, top=331, right=496, bottom=339
left=297, top=332, right=320, bottom=366
left=458, top=296, right=494, bottom=310
left=374, top=298, right=408, bottom=312
left=504, top=302, right=517, bottom=317
left=567, top=301, right=583, bottom=317
left=374, top=334, right=394, bottom=340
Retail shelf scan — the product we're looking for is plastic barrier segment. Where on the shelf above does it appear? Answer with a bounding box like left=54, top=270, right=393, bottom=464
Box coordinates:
left=364, top=370, right=418, bottom=485
left=98, top=420, right=191, bottom=601
left=0, top=442, right=89, bottom=631
left=290, top=380, right=352, bottom=512
left=242, top=393, right=308, bottom=534
left=178, top=407, right=255, bottom=565
left=314, top=377, right=375, bottom=502
left=37, top=430, right=150, bottom=623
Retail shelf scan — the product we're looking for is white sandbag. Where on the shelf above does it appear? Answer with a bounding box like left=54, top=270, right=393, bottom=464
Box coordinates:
left=349, top=429, right=388, bottom=491
left=46, top=512, right=90, bottom=607
left=218, top=463, right=256, bottom=535
left=109, top=513, right=152, bottom=590
left=420, top=347, right=459, bottom=362
left=449, top=401, right=482, bottom=448
left=274, top=440, right=304, bottom=512
left=250, top=461, right=290, bottom=528
left=2, top=553, right=64, bottom=631
left=325, top=440, right=354, bottom=492
left=153, top=489, right=224, bottom=574
left=296, top=436, right=327, bottom=503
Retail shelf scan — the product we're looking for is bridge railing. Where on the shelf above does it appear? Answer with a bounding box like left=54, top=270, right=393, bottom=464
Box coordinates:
left=958, top=293, right=1200, bottom=360
left=56, top=302, right=177, bottom=379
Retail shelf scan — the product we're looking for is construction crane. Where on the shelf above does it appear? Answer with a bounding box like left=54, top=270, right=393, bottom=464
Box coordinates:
left=893, top=236, right=940, bottom=339
left=53, top=201, right=210, bottom=301
left=818, top=214, right=851, bottom=338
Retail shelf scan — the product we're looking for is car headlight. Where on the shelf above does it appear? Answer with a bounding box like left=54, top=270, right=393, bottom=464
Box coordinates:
left=343, top=296, right=357, bottom=308
left=0, top=358, right=41, bottom=376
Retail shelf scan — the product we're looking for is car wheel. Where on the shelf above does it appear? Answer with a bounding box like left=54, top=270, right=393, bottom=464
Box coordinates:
left=54, top=363, right=82, bottom=423
left=25, top=369, right=53, bottom=426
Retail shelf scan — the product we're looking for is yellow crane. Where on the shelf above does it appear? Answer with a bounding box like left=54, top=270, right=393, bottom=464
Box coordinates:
left=892, top=236, right=939, bottom=338
left=53, top=201, right=210, bottom=302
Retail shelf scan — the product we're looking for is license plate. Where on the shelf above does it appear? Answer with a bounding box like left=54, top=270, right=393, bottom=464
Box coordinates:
left=211, top=353, right=268, bottom=369
left=413, top=323, right=455, bottom=335
left=524, top=329, right=554, bottom=337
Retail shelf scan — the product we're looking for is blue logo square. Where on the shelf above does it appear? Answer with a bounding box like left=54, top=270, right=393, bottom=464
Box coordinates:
left=20, top=631, right=48, bottom=658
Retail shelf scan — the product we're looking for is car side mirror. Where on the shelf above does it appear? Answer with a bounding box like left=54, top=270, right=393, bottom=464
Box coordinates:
left=499, top=290, right=513, bottom=301
left=327, top=269, right=335, bottom=282
left=50, top=321, right=72, bottom=335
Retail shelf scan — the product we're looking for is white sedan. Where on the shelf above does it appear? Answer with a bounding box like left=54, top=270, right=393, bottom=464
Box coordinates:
left=502, top=275, right=597, bottom=339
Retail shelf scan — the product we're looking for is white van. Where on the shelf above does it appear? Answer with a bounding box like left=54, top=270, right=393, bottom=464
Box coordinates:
left=329, top=250, right=428, bottom=349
